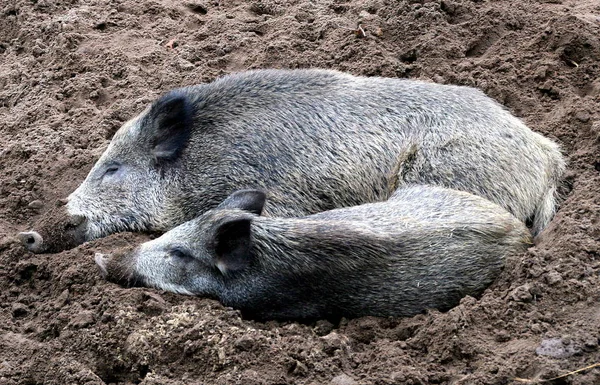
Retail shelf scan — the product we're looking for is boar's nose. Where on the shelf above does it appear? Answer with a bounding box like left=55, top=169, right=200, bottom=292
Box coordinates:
left=17, top=231, right=46, bottom=253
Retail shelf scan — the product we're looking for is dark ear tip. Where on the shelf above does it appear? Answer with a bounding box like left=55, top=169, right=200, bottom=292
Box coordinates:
left=232, top=189, right=267, bottom=202
left=151, top=92, right=192, bottom=120
left=234, top=189, right=267, bottom=213
left=218, top=189, right=268, bottom=215
left=149, top=90, right=192, bottom=118
left=159, top=90, right=189, bottom=104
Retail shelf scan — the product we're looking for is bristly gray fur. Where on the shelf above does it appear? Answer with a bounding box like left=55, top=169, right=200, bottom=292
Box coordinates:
left=100, top=185, right=533, bottom=321
left=64, top=69, right=564, bottom=247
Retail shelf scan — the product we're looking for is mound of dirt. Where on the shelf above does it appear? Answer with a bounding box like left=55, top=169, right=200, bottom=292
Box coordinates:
left=1, top=0, right=599, bottom=384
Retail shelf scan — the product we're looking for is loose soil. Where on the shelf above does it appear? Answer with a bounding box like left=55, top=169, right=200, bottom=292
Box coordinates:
left=1, top=0, right=599, bottom=384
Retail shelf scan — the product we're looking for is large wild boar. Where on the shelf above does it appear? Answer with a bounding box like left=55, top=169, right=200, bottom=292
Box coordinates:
left=18, top=69, right=564, bottom=253
left=95, top=186, right=532, bottom=320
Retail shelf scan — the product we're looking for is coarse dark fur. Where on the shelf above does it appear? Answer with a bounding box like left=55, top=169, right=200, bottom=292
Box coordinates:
left=96, top=186, right=532, bottom=321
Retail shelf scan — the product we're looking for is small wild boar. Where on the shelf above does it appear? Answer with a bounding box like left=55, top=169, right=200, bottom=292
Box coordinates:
left=19, top=69, right=564, bottom=253
left=95, top=186, right=532, bottom=321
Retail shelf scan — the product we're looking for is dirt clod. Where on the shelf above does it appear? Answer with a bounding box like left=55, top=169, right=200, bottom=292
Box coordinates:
left=536, top=338, right=580, bottom=358
left=330, top=374, right=357, bottom=385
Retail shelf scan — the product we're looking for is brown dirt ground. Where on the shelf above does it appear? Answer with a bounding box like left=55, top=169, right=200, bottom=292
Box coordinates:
left=1, top=0, right=600, bottom=384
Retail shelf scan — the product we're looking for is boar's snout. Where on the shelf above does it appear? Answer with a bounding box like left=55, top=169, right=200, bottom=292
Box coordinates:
left=17, top=231, right=46, bottom=253
left=18, top=205, right=88, bottom=253
left=95, top=250, right=143, bottom=287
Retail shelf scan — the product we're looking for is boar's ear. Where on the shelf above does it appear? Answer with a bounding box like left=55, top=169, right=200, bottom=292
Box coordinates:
left=217, top=190, right=266, bottom=216
left=143, top=91, right=193, bottom=165
left=212, top=217, right=254, bottom=274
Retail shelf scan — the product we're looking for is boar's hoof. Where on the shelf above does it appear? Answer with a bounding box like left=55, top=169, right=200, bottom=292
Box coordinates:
left=95, top=253, right=109, bottom=278
left=17, top=231, right=46, bottom=253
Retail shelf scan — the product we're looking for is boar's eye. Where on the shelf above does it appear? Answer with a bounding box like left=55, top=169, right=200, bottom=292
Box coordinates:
left=101, top=163, right=122, bottom=181
left=105, top=165, right=119, bottom=174
left=170, top=247, right=195, bottom=263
